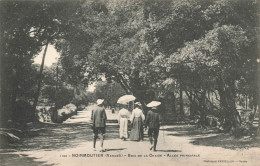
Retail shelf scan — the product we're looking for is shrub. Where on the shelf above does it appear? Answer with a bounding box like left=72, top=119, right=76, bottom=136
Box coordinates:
left=13, top=100, right=35, bottom=124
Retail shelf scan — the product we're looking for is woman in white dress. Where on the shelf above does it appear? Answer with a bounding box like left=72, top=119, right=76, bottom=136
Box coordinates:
left=130, top=102, right=145, bottom=141
left=118, top=104, right=131, bottom=141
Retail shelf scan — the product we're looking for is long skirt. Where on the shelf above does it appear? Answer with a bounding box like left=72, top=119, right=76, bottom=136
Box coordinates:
left=119, top=118, right=128, bottom=138
left=130, top=117, right=143, bottom=141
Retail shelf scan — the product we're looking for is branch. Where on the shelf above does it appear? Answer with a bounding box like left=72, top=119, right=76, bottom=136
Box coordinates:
left=115, top=75, right=129, bottom=94
left=118, top=73, right=132, bottom=92
left=211, top=90, right=220, bottom=102
left=185, top=90, right=192, bottom=102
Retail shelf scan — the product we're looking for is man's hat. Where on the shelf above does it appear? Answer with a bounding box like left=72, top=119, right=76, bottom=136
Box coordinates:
left=147, top=101, right=161, bottom=108
left=97, top=99, right=104, bottom=105
left=135, top=102, right=142, bottom=106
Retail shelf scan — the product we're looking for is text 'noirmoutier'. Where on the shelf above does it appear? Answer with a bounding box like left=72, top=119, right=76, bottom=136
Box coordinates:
left=68, top=153, right=200, bottom=158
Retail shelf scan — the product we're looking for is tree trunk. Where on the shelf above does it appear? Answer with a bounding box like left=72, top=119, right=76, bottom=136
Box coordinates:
left=33, top=42, right=49, bottom=112
left=55, top=65, right=59, bottom=109
left=115, top=74, right=130, bottom=94
left=116, top=77, right=129, bottom=94
left=257, top=61, right=260, bottom=131
left=172, top=92, right=176, bottom=113
left=179, top=82, right=184, bottom=116
left=217, top=79, right=241, bottom=132
left=197, top=90, right=207, bottom=127
left=245, top=95, right=248, bottom=109
left=185, top=91, right=195, bottom=118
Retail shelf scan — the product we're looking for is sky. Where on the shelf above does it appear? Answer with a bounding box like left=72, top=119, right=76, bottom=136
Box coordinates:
left=33, top=45, right=96, bottom=92
left=33, top=45, right=60, bottom=67
left=87, top=83, right=96, bottom=92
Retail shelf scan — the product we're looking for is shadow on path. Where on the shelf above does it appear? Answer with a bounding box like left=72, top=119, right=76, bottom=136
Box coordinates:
left=162, top=124, right=260, bottom=150
left=106, top=120, right=118, bottom=123
left=105, top=148, right=126, bottom=152
left=162, top=125, right=219, bottom=137
left=156, top=150, right=182, bottom=152
left=0, top=153, right=52, bottom=166
left=190, top=133, right=260, bottom=149
left=1, top=121, right=120, bottom=152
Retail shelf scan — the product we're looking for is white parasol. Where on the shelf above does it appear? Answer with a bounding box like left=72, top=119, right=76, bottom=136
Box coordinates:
left=117, top=95, right=136, bottom=104
left=146, top=101, right=161, bottom=107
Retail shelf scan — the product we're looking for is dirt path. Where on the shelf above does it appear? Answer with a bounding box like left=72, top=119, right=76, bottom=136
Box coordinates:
left=1, top=106, right=260, bottom=166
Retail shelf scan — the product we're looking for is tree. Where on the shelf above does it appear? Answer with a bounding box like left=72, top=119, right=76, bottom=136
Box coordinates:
left=2, top=0, right=256, bottom=132
left=172, top=24, right=253, bottom=131
left=1, top=1, right=44, bottom=124
left=0, top=1, right=81, bottom=125
left=93, top=81, right=126, bottom=107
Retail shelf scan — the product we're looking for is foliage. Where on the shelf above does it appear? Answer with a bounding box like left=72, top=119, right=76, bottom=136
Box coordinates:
left=0, top=1, right=81, bottom=125
left=1, top=0, right=259, bottom=133
left=13, top=100, right=35, bottom=124
left=39, top=63, right=89, bottom=109
left=92, top=81, right=126, bottom=106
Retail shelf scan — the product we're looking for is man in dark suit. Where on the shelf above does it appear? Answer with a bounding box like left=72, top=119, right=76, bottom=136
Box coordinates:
left=145, top=106, right=161, bottom=151
left=91, top=99, right=107, bottom=152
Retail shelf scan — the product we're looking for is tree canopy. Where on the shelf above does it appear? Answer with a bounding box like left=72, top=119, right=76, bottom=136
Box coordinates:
left=1, top=0, right=259, bottom=133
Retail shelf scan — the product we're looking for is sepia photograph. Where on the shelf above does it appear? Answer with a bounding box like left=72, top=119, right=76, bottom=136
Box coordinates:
left=0, top=0, right=260, bottom=166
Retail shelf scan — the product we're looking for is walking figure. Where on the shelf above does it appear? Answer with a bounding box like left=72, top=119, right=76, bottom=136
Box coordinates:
left=118, top=103, right=131, bottom=140
left=130, top=102, right=145, bottom=141
left=145, top=105, right=161, bottom=151
left=91, top=99, right=107, bottom=152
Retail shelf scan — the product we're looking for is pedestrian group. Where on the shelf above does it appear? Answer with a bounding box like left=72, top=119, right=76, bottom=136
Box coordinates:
left=91, top=98, right=161, bottom=152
